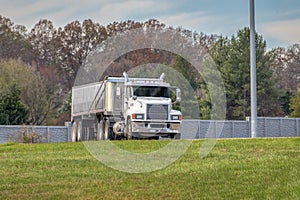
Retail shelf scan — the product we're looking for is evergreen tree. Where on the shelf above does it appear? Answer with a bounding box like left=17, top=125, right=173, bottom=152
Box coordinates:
left=210, top=28, right=283, bottom=119
left=0, top=84, right=29, bottom=125
left=171, top=56, right=211, bottom=119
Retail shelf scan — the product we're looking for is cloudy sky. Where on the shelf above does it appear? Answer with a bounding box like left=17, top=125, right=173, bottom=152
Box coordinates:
left=1, top=0, right=300, bottom=49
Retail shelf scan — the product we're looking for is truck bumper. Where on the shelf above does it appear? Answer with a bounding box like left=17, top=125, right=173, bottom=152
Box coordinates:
left=131, top=122, right=181, bottom=138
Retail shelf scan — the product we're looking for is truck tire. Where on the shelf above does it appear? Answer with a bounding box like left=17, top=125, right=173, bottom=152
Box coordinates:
left=174, top=133, right=181, bottom=140
left=71, top=122, right=77, bottom=142
left=97, top=120, right=104, bottom=140
left=77, top=121, right=82, bottom=141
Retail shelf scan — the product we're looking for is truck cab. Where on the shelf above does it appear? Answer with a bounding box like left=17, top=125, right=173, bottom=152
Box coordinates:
left=122, top=72, right=182, bottom=139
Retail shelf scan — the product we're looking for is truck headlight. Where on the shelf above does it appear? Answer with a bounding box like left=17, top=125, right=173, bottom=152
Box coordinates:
left=171, top=115, right=182, bottom=120
left=132, top=114, right=144, bottom=120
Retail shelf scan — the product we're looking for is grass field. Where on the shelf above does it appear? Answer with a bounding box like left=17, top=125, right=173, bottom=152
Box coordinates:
left=0, top=138, right=299, bottom=199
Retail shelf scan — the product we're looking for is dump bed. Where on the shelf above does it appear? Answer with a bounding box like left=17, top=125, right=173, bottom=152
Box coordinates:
left=72, top=82, right=105, bottom=116
left=72, top=78, right=125, bottom=118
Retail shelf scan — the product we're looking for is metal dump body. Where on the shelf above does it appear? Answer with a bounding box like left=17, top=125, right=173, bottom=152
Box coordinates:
left=72, top=82, right=104, bottom=117
left=71, top=77, right=125, bottom=120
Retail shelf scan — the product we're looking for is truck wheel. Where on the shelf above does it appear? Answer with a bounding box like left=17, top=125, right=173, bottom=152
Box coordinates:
left=77, top=121, right=82, bottom=141
left=174, top=133, right=181, bottom=140
left=71, top=122, right=77, bottom=142
left=126, top=118, right=133, bottom=140
left=97, top=120, right=104, bottom=140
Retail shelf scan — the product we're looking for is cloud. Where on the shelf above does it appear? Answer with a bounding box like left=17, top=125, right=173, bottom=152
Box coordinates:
left=0, top=0, right=248, bottom=35
left=259, top=18, right=300, bottom=46
left=1, top=0, right=299, bottom=49
left=157, top=11, right=216, bottom=32
left=95, top=0, right=172, bottom=25
left=1, top=0, right=86, bottom=28
left=0, top=0, right=173, bottom=28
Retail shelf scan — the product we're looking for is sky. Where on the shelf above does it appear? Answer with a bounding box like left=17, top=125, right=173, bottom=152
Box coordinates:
left=1, top=0, right=300, bottom=49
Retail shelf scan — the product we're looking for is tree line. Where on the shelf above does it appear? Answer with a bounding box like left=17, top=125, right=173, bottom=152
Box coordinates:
left=0, top=15, right=299, bottom=125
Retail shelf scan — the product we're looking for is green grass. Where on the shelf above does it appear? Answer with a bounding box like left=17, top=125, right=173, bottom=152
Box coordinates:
left=0, top=138, right=299, bottom=199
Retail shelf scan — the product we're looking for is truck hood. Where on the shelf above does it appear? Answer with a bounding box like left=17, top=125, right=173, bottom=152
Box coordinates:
left=137, top=97, right=171, bottom=105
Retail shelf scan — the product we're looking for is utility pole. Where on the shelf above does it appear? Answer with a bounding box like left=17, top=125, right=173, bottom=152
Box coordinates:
left=250, top=0, right=257, bottom=138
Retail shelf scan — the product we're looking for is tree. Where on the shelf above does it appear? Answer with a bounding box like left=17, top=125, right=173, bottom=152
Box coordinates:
left=0, top=59, right=58, bottom=125
left=0, top=84, right=28, bottom=125
left=290, top=87, right=300, bottom=117
left=0, top=15, right=34, bottom=63
left=171, top=56, right=211, bottom=119
left=59, top=90, right=72, bottom=114
left=29, top=19, right=59, bottom=66
left=56, top=19, right=108, bottom=89
left=106, top=20, right=143, bottom=36
left=269, top=44, right=300, bottom=116
left=81, top=19, right=108, bottom=58
left=210, top=27, right=283, bottom=119
left=270, top=44, right=300, bottom=92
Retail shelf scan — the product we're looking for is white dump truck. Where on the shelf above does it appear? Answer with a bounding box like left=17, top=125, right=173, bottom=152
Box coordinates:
left=71, top=72, right=182, bottom=141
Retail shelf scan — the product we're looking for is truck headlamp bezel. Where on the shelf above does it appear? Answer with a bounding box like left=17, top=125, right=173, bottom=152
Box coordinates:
left=171, top=115, right=182, bottom=121
left=132, top=113, right=145, bottom=120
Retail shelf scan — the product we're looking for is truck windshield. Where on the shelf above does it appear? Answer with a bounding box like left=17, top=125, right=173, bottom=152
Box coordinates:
left=133, top=86, right=170, bottom=98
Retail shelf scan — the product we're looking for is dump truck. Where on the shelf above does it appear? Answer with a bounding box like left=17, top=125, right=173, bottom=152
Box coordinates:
left=71, top=72, right=182, bottom=141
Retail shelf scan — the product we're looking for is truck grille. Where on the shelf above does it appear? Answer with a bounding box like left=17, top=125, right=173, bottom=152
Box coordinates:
left=147, top=104, right=168, bottom=120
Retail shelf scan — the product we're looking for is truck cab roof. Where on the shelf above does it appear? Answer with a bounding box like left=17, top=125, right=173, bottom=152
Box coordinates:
left=107, top=76, right=170, bottom=87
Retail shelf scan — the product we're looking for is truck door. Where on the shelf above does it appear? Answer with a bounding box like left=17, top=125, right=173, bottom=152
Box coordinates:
left=113, top=83, right=124, bottom=115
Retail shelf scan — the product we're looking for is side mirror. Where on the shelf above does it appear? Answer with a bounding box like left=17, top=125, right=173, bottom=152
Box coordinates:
left=176, top=88, right=181, bottom=102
